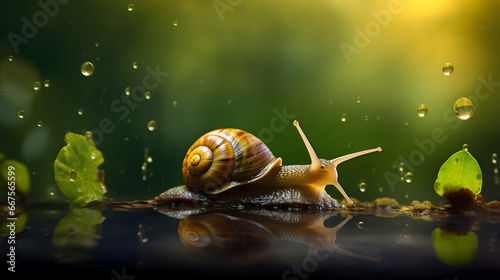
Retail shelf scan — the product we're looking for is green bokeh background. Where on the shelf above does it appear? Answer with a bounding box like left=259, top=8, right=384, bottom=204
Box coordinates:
left=1, top=0, right=499, bottom=205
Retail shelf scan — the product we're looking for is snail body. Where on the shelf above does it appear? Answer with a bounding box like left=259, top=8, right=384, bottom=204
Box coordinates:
left=154, top=120, right=381, bottom=209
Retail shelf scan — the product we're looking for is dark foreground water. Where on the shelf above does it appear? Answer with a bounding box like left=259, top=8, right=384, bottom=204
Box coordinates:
left=4, top=203, right=500, bottom=279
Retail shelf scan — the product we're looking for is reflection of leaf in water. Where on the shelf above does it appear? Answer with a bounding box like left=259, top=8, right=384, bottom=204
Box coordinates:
left=0, top=212, right=27, bottom=235
left=52, top=208, right=104, bottom=264
left=54, top=133, right=106, bottom=206
left=431, top=227, right=477, bottom=267
left=434, top=149, right=482, bottom=197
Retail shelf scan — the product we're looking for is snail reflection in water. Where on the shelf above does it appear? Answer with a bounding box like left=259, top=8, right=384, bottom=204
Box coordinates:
left=153, top=120, right=381, bottom=208
left=168, top=209, right=379, bottom=261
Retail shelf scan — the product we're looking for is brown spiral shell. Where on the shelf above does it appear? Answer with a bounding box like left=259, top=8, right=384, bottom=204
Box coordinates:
left=182, top=129, right=281, bottom=194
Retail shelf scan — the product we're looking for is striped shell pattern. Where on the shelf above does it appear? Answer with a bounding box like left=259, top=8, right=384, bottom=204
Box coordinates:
left=182, top=129, right=281, bottom=194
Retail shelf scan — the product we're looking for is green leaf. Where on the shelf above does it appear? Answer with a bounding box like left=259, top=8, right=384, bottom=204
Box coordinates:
left=434, top=149, right=482, bottom=196
left=432, top=227, right=477, bottom=266
left=54, top=133, right=107, bottom=206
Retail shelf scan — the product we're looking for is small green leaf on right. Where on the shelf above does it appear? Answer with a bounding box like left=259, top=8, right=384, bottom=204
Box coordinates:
left=434, top=149, right=482, bottom=197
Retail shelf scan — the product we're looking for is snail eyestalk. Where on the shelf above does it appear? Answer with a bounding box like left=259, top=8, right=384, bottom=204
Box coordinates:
left=293, top=120, right=322, bottom=171
left=330, top=147, right=382, bottom=168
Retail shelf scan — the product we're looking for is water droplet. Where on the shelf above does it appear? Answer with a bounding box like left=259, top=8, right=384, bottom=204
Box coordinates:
left=364, top=115, right=369, bottom=121
left=378, top=186, right=383, bottom=192
left=43, top=79, right=50, bottom=88
left=132, top=61, right=138, bottom=69
left=147, top=156, right=153, bottom=163
left=417, top=104, right=428, bottom=117
left=404, top=172, right=413, bottom=183
left=172, top=100, right=178, bottom=107
left=359, top=182, right=366, bottom=192
left=81, top=61, right=95, bottom=76
left=147, top=120, right=157, bottom=131
left=356, top=96, right=361, bottom=104
left=49, top=188, right=56, bottom=196
left=341, top=113, right=347, bottom=122
left=463, top=144, right=469, bottom=151
left=70, top=170, right=78, bottom=181
left=173, top=20, right=179, bottom=27
left=33, top=81, right=41, bottom=91
left=78, top=108, right=84, bottom=115
left=357, top=221, right=364, bottom=228
left=95, top=41, right=100, bottom=47
left=492, top=153, right=498, bottom=164
left=454, top=97, right=474, bottom=120
left=37, top=121, right=43, bottom=127
left=125, top=86, right=131, bottom=95
left=18, top=110, right=25, bottom=119
left=127, top=3, right=134, bottom=11
left=442, top=63, right=454, bottom=76
left=8, top=55, right=13, bottom=62
left=495, top=167, right=499, bottom=174
left=99, top=183, right=107, bottom=194
left=145, top=91, right=151, bottom=100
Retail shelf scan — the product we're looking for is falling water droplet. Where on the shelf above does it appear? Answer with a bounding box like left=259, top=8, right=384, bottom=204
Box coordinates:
left=359, top=182, right=367, bottom=192
left=70, top=170, right=78, bottom=182
left=43, top=79, right=50, bottom=87
left=492, top=153, right=498, bottom=164
left=33, top=81, right=41, bottom=91
left=49, top=188, right=56, bottom=196
left=132, top=61, right=138, bottom=69
left=37, top=121, right=43, bottom=127
left=173, top=20, right=179, bottom=27
left=172, top=101, right=178, bottom=107
left=147, top=156, right=153, bottom=163
left=357, top=221, right=364, bottom=229
left=18, top=110, right=26, bottom=119
left=124, top=86, right=131, bottom=96
left=341, top=113, right=347, bottom=122
left=81, top=61, right=95, bottom=76
left=454, top=97, right=474, bottom=120
left=78, top=108, right=84, bottom=115
left=356, top=96, right=361, bottom=104
left=417, top=104, right=428, bottom=117
left=145, top=91, right=151, bottom=100
left=147, top=120, right=157, bottom=131
left=8, top=55, right=13, bottom=62
left=127, top=3, right=134, bottom=11
left=462, top=144, right=469, bottom=151
left=442, top=63, right=454, bottom=76
left=95, top=42, right=100, bottom=47
left=404, top=172, right=413, bottom=183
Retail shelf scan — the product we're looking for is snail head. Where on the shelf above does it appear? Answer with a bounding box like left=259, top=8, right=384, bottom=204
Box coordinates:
left=293, top=120, right=382, bottom=206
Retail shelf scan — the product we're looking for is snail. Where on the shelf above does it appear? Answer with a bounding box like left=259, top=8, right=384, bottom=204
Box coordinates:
left=153, top=120, right=381, bottom=209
